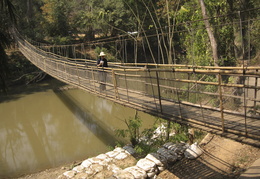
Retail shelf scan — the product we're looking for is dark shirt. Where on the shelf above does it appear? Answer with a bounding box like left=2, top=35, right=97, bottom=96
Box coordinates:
left=97, top=57, right=108, bottom=67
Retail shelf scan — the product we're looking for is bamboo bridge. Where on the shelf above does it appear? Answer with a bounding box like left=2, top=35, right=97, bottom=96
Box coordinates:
left=14, top=33, right=260, bottom=147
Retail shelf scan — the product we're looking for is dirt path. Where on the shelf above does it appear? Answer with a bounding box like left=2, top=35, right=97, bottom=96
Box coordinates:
left=158, top=134, right=260, bottom=179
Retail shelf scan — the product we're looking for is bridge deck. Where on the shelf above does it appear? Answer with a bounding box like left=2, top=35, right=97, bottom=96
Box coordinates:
left=81, top=80, right=260, bottom=147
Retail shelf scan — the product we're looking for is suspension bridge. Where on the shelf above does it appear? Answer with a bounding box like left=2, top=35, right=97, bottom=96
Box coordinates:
left=14, top=32, right=260, bottom=147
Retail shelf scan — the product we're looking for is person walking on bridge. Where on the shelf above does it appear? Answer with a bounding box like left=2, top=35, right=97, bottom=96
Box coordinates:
left=97, top=51, right=108, bottom=67
left=97, top=52, right=108, bottom=90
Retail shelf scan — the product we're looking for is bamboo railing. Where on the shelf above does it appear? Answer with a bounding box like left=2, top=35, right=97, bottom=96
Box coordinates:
left=15, top=33, right=260, bottom=146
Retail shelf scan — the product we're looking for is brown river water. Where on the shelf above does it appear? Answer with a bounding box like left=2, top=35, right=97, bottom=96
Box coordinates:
left=0, top=79, right=156, bottom=178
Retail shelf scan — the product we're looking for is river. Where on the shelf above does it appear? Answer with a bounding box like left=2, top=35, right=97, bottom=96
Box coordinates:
left=0, top=79, right=156, bottom=178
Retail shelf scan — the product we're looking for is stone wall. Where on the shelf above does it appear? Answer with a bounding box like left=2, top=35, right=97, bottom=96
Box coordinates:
left=59, top=141, right=203, bottom=179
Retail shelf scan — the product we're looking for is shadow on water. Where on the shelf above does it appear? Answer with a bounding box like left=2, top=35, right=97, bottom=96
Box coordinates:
left=53, top=89, right=119, bottom=147
left=0, top=78, right=66, bottom=103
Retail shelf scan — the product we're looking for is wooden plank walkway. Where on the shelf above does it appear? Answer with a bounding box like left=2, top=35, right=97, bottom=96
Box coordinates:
left=69, top=77, right=260, bottom=147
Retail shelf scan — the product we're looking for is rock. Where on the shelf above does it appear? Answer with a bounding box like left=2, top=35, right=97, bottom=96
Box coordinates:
left=96, top=153, right=109, bottom=160
left=115, top=152, right=129, bottom=160
left=94, top=172, right=106, bottom=178
left=147, top=171, right=156, bottom=178
left=145, top=153, right=165, bottom=167
left=113, top=170, right=135, bottom=179
left=163, top=142, right=175, bottom=149
left=88, top=157, right=103, bottom=164
left=157, top=147, right=178, bottom=163
left=152, top=124, right=167, bottom=140
left=164, top=142, right=187, bottom=154
left=123, top=145, right=136, bottom=155
left=106, top=150, right=120, bottom=158
left=108, top=164, right=122, bottom=174
left=63, top=170, right=76, bottom=178
left=184, top=142, right=203, bottom=159
left=91, top=163, right=104, bottom=173
left=113, top=147, right=126, bottom=153
left=81, top=159, right=92, bottom=168
left=124, top=166, right=147, bottom=179
left=72, top=165, right=85, bottom=173
left=85, top=167, right=95, bottom=175
left=74, top=172, right=89, bottom=179
left=136, top=158, right=157, bottom=172
left=158, top=166, right=165, bottom=172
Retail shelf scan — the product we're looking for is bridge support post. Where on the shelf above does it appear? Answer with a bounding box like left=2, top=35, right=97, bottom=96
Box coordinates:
left=254, top=70, right=258, bottom=115
left=91, top=67, right=97, bottom=92
left=112, top=69, right=119, bottom=99
left=124, top=69, right=129, bottom=102
left=218, top=74, right=225, bottom=132
left=156, top=71, right=163, bottom=113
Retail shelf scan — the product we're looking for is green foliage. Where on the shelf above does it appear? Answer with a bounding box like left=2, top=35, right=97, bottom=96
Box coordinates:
left=95, top=47, right=107, bottom=57
left=171, top=133, right=189, bottom=143
left=41, top=0, right=71, bottom=37
left=2, top=0, right=260, bottom=93
left=51, top=36, right=73, bottom=45
left=115, top=113, right=206, bottom=158
left=204, top=75, right=218, bottom=92
left=193, top=129, right=206, bottom=143
left=115, top=112, right=142, bottom=147
left=0, top=0, right=16, bottom=93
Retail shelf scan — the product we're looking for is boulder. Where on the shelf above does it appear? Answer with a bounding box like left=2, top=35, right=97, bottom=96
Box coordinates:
left=72, top=165, right=85, bottom=173
left=124, top=166, right=147, bottom=179
left=184, top=142, right=203, bottom=159
left=63, top=170, right=76, bottom=178
left=123, top=145, right=136, bottom=155
left=115, top=152, right=129, bottom=160
left=157, top=147, right=178, bottom=163
left=113, top=170, right=135, bottom=179
left=81, top=159, right=92, bottom=168
left=136, top=158, right=157, bottom=172
left=145, top=153, right=165, bottom=167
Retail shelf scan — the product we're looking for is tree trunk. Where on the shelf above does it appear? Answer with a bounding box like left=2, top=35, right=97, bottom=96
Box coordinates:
left=27, top=0, right=33, bottom=21
left=198, top=0, right=219, bottom=66
left=166, top=0, right=173, bottom=64
left=84, top=26, right=95, bottom=41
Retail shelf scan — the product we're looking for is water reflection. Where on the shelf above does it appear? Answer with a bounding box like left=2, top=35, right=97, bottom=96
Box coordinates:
left=0, top=81, right=156, bottom=178
left=54, top=90, right=118, bottom=146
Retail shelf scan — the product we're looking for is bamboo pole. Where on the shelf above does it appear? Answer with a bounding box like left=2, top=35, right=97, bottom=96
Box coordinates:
left=148, top=70, right=158, bottom=112
left=156, top=71, right=163, bottom=113
left=187, top=72, right=190, bottom=101
left=75, top=60, right=80, bottom=85
left=244, top=77, right=248, bottom=136
left=91, top=67, right=97, bottom=93
left=176, top=88, right=182, bottom=120
left=113, top=62, right=260, bottom=70
left=218, top=74, right=225, bottom=132
left=112, top=69, right=119, bottom=99
left=124, top=69, right=130, bottom=102
left=254, top=70, right=258, bottom=115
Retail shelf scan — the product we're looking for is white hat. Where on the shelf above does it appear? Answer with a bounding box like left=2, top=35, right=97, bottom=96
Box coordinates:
left=99, top=52, right=106, bottom=56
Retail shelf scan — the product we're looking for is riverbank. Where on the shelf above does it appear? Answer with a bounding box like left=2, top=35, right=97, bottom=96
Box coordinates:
left=16, top=134, right=260, bottom=179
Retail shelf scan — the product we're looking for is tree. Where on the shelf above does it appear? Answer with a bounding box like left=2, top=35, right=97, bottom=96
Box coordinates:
left=0, top=0, right=16, bottom=93
left=41, top=0, right=71, bottom=38
left=198, top=0, right=219, bottom=66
